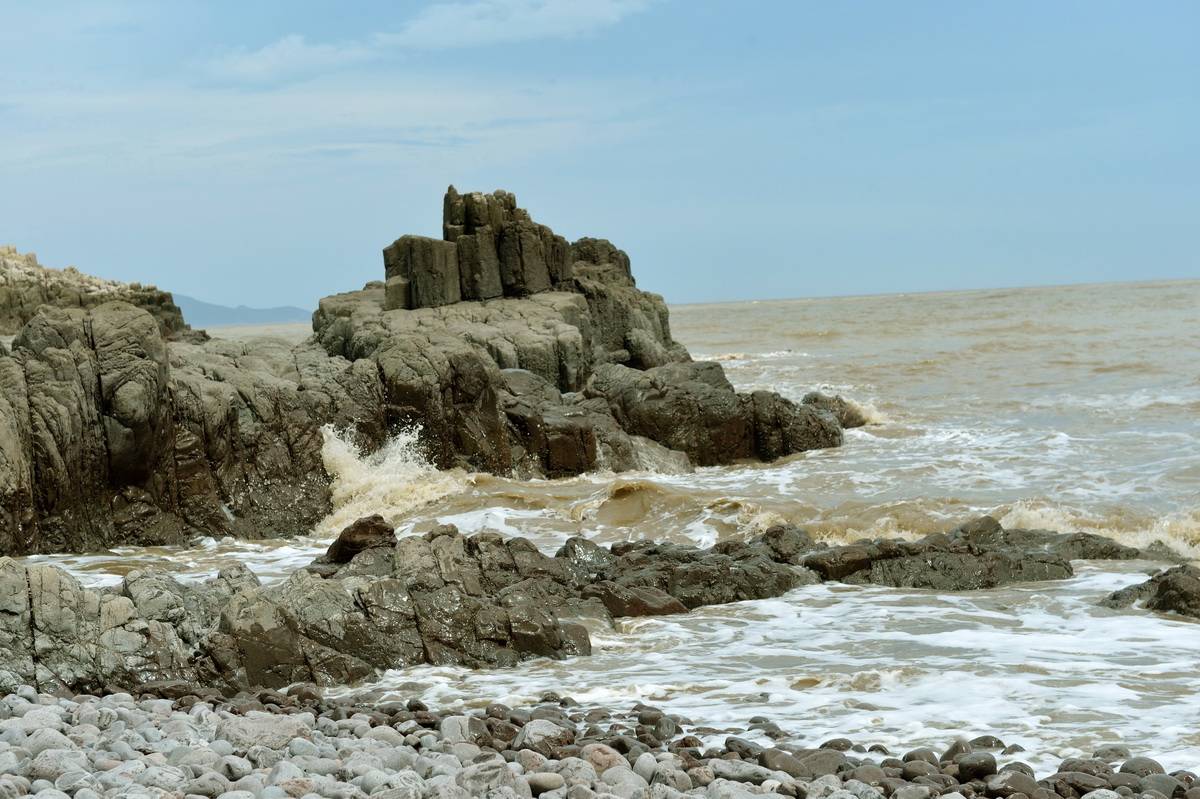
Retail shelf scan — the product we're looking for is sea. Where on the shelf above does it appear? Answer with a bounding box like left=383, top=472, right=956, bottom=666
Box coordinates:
left=25, top=279, right=1200, bottom=772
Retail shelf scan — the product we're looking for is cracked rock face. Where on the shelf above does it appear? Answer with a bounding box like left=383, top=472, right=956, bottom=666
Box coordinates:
left=2, top=187, right=853, bottom=555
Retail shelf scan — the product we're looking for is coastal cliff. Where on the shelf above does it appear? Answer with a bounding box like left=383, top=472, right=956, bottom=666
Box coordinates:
left=0, top=188, right=851, bottom=555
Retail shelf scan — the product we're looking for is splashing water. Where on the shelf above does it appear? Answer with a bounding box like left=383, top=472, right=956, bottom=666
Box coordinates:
left=316, top=424, right=470, bottom=536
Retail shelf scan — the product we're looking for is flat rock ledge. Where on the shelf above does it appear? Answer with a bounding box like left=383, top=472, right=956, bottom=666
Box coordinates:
left=0, top=515, right=1171, bottom=697
left=0, top=683, right=1195, bottom=799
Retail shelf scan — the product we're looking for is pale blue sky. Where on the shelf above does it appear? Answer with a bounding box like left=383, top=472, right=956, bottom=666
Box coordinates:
left=2, top=1, right=1197, bottom=308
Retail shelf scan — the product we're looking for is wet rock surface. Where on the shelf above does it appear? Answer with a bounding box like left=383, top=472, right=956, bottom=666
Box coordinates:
left=1102, top=565, right=1200, bottom=619
left=0, top=520, right=816, bottom=693
left=2, top=188, right=853, bottom=555
left=0, top=685, right=1194, bottom=799
left=800, top=515, right=1161, bottom=591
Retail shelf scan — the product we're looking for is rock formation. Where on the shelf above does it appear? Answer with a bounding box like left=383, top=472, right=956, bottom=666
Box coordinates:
left=0, top=246, right=188, bottom=338
left=0, top=515, right=1161, bottom=694
left=1, top=187, right=851, bottom=554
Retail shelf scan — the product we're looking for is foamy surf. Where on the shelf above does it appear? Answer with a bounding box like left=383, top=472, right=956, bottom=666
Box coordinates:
left=348, top=562, right=1200, bottom=774
left=316, top=424, right=470, bottom=536
left=997, top=499, right=1200, bottom=562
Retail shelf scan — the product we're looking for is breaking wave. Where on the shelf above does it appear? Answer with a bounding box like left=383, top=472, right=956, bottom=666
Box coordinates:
left=316, top=425, right=470, bottom=536
left=996, top=499, right=1200, bottom=562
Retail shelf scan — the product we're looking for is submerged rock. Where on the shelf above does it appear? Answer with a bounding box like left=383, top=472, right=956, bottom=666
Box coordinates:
left=1102, top=565, right=1200, bottom=619
left=802, top=391, right=869, bottom=429
left=802, top=515, right=1158, bottom=591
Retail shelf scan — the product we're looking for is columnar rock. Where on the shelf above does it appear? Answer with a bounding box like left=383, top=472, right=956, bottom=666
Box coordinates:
left=382, top=235, right=461, bottom=309
left=455, top=227, right=504, bottom=300
left=0, top=245, right=189, bottom=337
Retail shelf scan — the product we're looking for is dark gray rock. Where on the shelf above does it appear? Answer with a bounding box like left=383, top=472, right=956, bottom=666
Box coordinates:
left=383, top=235, right=461, bottom=309
left=1103, top=566, right=1200, bottom=619
left=581, top=582, right=688, bottom=617
left=587, top=362, right=841, bottom=466
left=802, top=517, right=1111, bottom=590
left=323, top=514, right=396, bottom=564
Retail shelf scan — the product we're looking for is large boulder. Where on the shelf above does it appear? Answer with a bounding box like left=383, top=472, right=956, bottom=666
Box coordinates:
left=383, top=235, right=461, bottom=309
left=587, top=362, right=842, bottom=465
left=324, top=514, right=396, bottom=563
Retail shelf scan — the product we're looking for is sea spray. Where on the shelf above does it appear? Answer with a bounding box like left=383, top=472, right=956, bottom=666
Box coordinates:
left=317, top=424, right=469, bottom=536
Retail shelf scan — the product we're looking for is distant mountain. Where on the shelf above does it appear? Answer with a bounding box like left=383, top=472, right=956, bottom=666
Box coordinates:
left=174, top=294, right=311, bottom=328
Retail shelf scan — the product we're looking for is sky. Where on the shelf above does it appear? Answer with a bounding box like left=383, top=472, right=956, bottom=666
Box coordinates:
left=1, top=1, right=1197, bottom=309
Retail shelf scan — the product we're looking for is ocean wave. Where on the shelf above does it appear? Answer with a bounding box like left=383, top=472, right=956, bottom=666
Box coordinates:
left=996, top=500, right=1200, bottom=561
left=844, top=397, right=891, bottom=425
left=704, top=349, right=808, bottom=362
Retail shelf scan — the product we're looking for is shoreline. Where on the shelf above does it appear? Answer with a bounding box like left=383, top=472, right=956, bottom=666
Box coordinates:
left=1, top=682, right=1195, bottom=799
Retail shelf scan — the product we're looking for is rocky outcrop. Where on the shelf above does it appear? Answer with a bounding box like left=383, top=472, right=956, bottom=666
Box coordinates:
left=0, top=246, right=188, bottom=338
left=801, top=515, right=1153, bottom=590
left=802, top=391, right=869, bottom=429
left=1102, top=565, right=1200, bottom=619
left=2, top=187, right=852, bottom=554
left=0, top=516, right=1169, bottom=693
left=0, top=522, right=814, bottom=693
left=0, top=302, right=387, bottom=554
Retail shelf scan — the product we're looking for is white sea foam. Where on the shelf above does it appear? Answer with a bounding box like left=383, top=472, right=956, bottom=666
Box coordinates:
left=353, top=563, right=1200, bottom=773
left=316, top=425, right=469, bottom=536
left=845, top=397, right=891, bottom=425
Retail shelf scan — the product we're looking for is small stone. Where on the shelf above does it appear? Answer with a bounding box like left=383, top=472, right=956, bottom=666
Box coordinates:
left=513, top=720, right=575, bottom=757
left=1120, top=758, right=1166, bottom=777
left=958, top=752, right=998, bottom=780
left=528, top=772, right=566, bottom=795
left=892, top=786, right=933, bottom=799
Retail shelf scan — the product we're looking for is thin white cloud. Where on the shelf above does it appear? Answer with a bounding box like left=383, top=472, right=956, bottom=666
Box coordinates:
left=385, top=0, right=652, bottom=49
left=208, top=0, right=652, bottom=82
left=0, top=74, right=660, bottom=173
left=210, top=34, right=375, bottom=82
